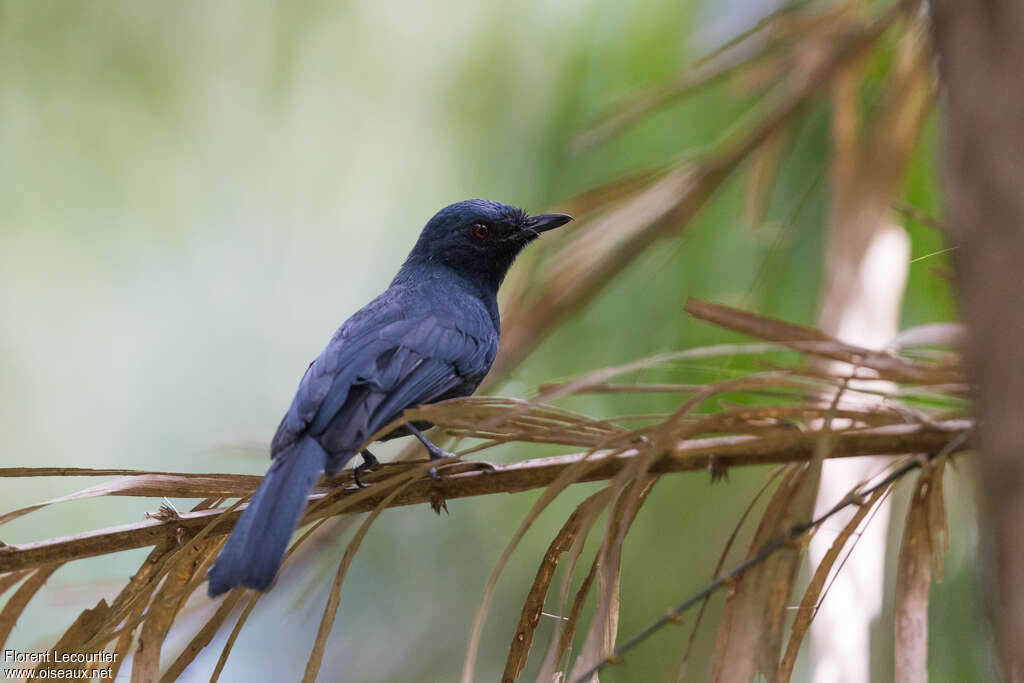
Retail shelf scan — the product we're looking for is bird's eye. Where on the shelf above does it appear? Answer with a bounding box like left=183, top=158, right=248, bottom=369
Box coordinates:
left=471, top=223, right=490, bottom=240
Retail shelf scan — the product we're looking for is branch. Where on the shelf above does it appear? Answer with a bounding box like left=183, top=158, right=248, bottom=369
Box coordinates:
left=0, top=420, right=970, bottom=574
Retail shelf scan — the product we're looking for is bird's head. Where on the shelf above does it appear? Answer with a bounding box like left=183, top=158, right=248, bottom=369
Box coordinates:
left=401, top=199, right=572, bottom=290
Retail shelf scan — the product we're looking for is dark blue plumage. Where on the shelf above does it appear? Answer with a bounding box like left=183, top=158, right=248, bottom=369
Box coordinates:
left=208, top=200, right=571, bottom=596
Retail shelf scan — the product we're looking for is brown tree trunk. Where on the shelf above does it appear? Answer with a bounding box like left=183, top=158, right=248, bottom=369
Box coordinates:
left=929, top=1, right=1024, bottom=677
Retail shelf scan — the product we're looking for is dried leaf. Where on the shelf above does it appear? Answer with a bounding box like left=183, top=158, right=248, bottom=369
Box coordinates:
left=36, top=600, right=112, bottom=678
left=199, top=469, right=403, bottom=678
left=161, top=589, right=245, bottom=682
left=0, top=467, right=169, bottom=478
left=888, top=323, right=965, bottom=350
left=569, top=1, right=804, bottom=154
left=72, top=514, right=233, bottom=656
left=0, top=474, right=261, bottom=527
left=0, top=288, right=969, bottom=683
left=133, top=538, right=219, bottom=682
left=535, top=344, right=812, bottom=410
left=777, top=485, right=888, bottom=681
left=541, top=551, right=602, bottom=681
left=210, top=593, right=259, bottom=683
left=569, top=469, right=658, bottom=682
left=678, top=466, right=788, bottom=682
left=491, top=163, right=728, bottom=385
left=744, top=127, right=789, bottom=226
left=502, top=488, right=611, bottom=682
left=894, top=458, right=947, bottom=683
left=710, top=459, right=820, bottom=683
left=460, top=450, right=620, bottom=683
left=303, top=477, right=418, bottom=683
left=0, top=570, right=30, bottom=598
left=685, top=299, right=961, bottom=385
left=0, top=564, right=61, bottom=649
left=554, top=167, right=671, bottom=219
left=99, top=543, right=177, bottom=644
left=927, top=462, right=948, bottom=582
left=534, top=485, right=614, bottom=682
left=484, top=6, right=893, bottom=386
left=110, top=598, right=145, bottom=681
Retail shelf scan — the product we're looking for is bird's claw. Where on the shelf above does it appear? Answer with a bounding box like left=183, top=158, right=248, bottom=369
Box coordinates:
left=353, top=450, right=380, bottom=488
left=426, top=453, right=453, bottom=483
left=427, top=446, right=456, bottom=461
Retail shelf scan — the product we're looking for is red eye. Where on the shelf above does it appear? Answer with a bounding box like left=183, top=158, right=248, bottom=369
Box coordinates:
left=471, top=223, right=489, bottom=240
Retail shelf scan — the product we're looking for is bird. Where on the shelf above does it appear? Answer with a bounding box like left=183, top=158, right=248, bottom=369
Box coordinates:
left=207, top=199, right=572, bottom=596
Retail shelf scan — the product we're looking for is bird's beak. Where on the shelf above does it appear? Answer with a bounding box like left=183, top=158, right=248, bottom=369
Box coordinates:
left=526, top=213, right=573, bottom=234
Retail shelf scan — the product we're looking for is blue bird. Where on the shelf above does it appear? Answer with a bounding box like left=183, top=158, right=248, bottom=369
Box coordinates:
left=207, top=200, right=572, bottom=596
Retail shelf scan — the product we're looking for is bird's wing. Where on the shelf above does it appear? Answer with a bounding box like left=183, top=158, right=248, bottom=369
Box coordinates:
left=269, top=293, right=405, bottom=454
left=271, top=296, right=497, bottom=457
left=354, top=313, right=497, bottom=427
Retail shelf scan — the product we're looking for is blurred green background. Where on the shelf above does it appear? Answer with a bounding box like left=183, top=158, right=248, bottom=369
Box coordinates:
left=0, top=1, right=991, bottom=681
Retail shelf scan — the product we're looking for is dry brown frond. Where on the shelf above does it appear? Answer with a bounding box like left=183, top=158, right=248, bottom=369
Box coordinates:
left=160, top=589, right=246, bottom=682
left=0, top=570, right=31, bottom=599
left=304, top=474, right=421, bottom=682
left=502, top=488, right=609, bottom=681
left=0, top=565, right=61, bottom=649
left=710, top=460, right=820, bottom=681
left=535, top=490, right=613, bottom=681
left=894, top=457, right=948, bottom=682
left=777, top=483, right=890, bottom=681
left=487, top=7, right=901, bottom=387
left=569, top=469, right=657, bottom=681
left=677, top=466, right=788, bottom=682
left=0, top=299, right=971, bottom=681
left=459, top=448, right=622, bottom=683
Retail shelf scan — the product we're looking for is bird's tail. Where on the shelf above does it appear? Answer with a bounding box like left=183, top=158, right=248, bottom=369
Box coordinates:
left=208, top=437, right=328, bottom=596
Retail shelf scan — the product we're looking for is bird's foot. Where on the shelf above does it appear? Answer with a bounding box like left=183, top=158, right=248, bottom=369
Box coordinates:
left=425, top=455, right=499, bottom=482
left=426, top=450, right=455, bottom=483
left=353, top=450, right=379, bottom=488
left=426, top=448, right=458, bottom=483
left=405, top=424, right=457, bottom=482
left=426, top=444, right=456, bottom=461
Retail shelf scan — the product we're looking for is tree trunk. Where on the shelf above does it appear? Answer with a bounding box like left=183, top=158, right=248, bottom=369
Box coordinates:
left=929, top=1, right=1024, bottom=677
